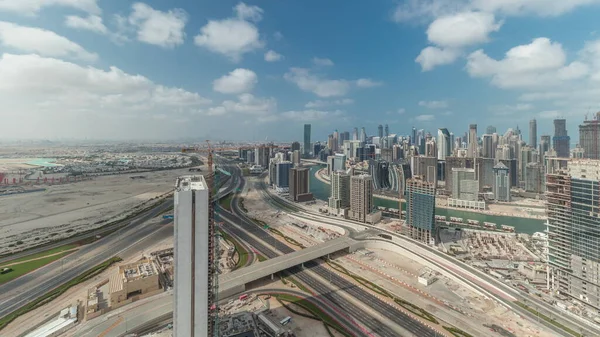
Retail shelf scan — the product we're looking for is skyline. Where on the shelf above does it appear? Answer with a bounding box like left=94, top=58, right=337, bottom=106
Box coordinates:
left=1, top=0, right=600, bottom=140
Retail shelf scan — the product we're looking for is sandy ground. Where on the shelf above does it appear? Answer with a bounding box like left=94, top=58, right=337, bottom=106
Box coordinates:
left=339, top=248, right=556, bottom=337
left=4, top=220, right=174, bottom=337
left=0, top=167, right=198, bottom=255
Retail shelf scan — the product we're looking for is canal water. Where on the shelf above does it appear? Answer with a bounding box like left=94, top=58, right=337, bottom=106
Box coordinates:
left=308, top=165, right=546, bottom=235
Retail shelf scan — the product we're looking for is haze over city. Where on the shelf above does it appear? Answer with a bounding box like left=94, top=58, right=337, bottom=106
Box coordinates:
left=2, top=0, right=600, bottom=140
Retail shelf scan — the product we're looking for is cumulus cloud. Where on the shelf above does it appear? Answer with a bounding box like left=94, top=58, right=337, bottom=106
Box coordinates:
left=466, top=38, right=589, bottom=88
left=0, top=21, right=97, bottom=62
left=127, top=3, right=188, bottom=48
left=0, top=0, right=101, bottom=16
left=355, top=78, right=383, bottom=88
left=427, top=12, right=502, bottom=48
left=313, top=57, right=334, bottom=66
left=65, top=15, right=107, bottom=34
left=415, top=114, right=435, bottom=121
left=0, top=53, right=212, bottom=138
left=419, top=100, right=449, bottom=109
left=284, top=68, right=351, bottom=97
left=212, top=68, right=257, bottom=94
left=264, top=50, right=283, bottom=62
left=280, top=109, right=345, bottom=121
left=305, top=99, right=354, bottom=108
left=415, top=46, right=460, bottom=71
left=194, top=2, right=265, bottom=62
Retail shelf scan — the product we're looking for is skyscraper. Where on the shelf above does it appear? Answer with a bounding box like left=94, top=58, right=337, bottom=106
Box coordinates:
left=547, top=159, right=600, bottom=310
left=360, top=127, right=367, bottom=143
left=482, top=134, right=493, bottom=158
left=412, top=127, right=417, bottom=145
left=493, top=162, right=510, bottom=201
left=303, top=124, right=311, bottom=157
left=437, top=128, right=451, bottom=161
left=174, top=175, right=214, bottom=337
left=378, top=124, right=383, bottom=138
left=275, top=161, right=293, bottom=192
left=329, top=171, right=350, bottom=210
left=579, top=112, right=600, bottom=159
left=332, top=130, right=339, bottom=153
left=384, top=124, right=389, bottom=137
left=529, top=119, right=537, bottom=148
left=486, top=125, right=497, bottom=135
left=552, top=119, right=570, bottom=158
left=352, top=127, right=359, bottom=141
left=468, top=124, right=478, bottom=158
left=406, top=176, right=436, bottom=244
left=291, top=141, right=300, bottom=152
left=349, top=174, right=374, bottom=223
left=289, top=167, right=313, bottom=202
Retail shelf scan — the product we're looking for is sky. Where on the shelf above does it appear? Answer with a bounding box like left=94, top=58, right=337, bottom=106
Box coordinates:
left=1, top=0, right=600, bottom=143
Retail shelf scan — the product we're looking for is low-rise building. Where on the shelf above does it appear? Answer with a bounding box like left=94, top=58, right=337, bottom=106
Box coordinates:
left=109, top=258, right=161, bottom=309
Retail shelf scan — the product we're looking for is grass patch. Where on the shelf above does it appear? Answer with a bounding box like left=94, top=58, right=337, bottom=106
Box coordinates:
left=242, top=168, right=250, bottom=176
left=0, top=244, right=77, bottom=266
left=267, top=227, right=305, bottom=248
left=327, top=261, right=439, bottom=324
left=0, top=256, right=122, bottom=332
left=239, top=197, right=248, bottom=213
left=219, top=193, right=233, bottom=212
left=0, top=251, right=74, bottom=285
left=444, top=326, right=475, bottom=337
left=274, top=294, right=353, bottom=337
left=219, top=230, right=249, bottom=269
left=515, top=301, right=581, bottom=337
left=286, top=275, right=310, bottom=293
left=257, top=254, right=267, bottom=262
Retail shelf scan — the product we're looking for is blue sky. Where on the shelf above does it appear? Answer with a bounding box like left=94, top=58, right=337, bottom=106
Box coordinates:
left=1, top=0, right=600, bottom=142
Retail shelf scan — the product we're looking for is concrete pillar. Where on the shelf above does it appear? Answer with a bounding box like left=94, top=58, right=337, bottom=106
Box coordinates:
left=271, top=273, right=274, bottom=280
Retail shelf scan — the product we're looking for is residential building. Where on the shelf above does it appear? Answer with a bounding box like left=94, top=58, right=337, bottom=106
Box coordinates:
left=578, top=112, right=600, bottom=159
left=329, top=171, right=351, bottom=212
left=486, top=125, right=496, bottom=134
left=449, top=168, right=484, bottom=209
left=482, top=134, right=493, bottom=158
left=378, top=124, right=384, bottom=138
left=437, top=128, right=451, bottom=161
left=289, top=167, right=313, bottom=202
left=547, top=159, right=600, bottom=310
left=275, top=161, right=293, bottom=192
left=333, top=154, right=346, bottom=172
left=530, top=119, right=537, bottom=148
left=468, top=124, right=478, bottom=158
left=406, top=176, right=436, bottom=244
left=291, top=141, right=300, bottom=152
left=174, top=175, right=214, bottom=337
left=303, top=124, right=311, bottom=157
left=292, top=150, right=300, bottom=166
left=493, top=162, right=511, bottom=201
left=349, top=174, right=379, bottom=223
left=444, top=156, right=475, bottom=194
left=411, top=155, right=437, bottom=186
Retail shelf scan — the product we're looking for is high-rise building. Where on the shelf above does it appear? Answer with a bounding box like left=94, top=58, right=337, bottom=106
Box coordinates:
left=452, top=168, right=478, bottom=201
left=468, top=124, right=478, bottom=158
left=493, top=162, right=510, bottom=201
left=289, top=167, right=313, bottom=202
left=444, top=156, right=475, bottom=194
left=482, top=134, right=493, bottom=158
left=437, top=128, right=451, bottom=161
left=332, top=130, right=339, bottom=153
left=326, top=155, right=335, bottom=176
left=552, top=119, right=570, bottom=158
left=529, top=119, right=537, bottom=149
left=275, top=161, right=293, bottom=192
left=410, top=155, right=437, bottom=186
left=303, top=124, right=311, bottom=157
left=349, top=174, right=374, bottom=223
left=425, top=138, right=437, bottom=158
left=292, top=150, right=300, bottom=166
left=360, top=127, right=367, bottom=143
left=378, top=124, right=384, bottom=138
left=412, top=127, right=417, bottom=145
left=449, top=132, right=455, bottom=154
left=392, top=144, right=403, bottom=162
left=547, top=159, right=600, bottom=310
left=255, top=146, right=269, bottom=168
left=525, top=162, right=544, bottom=193
left=384, top=124, right=389, bottom=137
left=174, top=175, right=214, bottom=337
left=519, top=146, right=534, bottom=185
left=328, top=171, right=350, bottom=210
left=352, top=127, right=359, bottom=141
left=579, top=112, right=600, bottom=159
left=406, top=176, right=436, bottom=244
left=291, top=141, right=301, bottom=152
left=486, top=125, right=497, bottom=135
left=333, top=153, right=346, bottom=172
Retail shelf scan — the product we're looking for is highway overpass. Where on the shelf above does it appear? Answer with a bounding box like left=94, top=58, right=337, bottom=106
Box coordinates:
left=219, top=236, right=361, bottom=298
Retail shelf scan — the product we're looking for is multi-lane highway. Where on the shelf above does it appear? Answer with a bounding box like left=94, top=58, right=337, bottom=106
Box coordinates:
left=219, top=164, right=440, bottom=337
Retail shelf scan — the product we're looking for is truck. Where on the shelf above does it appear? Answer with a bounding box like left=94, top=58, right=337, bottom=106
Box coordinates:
left=280, top=316, right=291, bottom=325
left=163, top=215, right=174, bottom=220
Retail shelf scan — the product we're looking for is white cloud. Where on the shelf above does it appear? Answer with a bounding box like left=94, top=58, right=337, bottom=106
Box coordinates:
left=284, top=68, right=351, bottom=97
left=441, top=111, right=453, bottom=115
left=537, top=110, right=562, bottom=119
left=213, top=68, right=257, bottom=94
left=0, top=53, right=212, bottom=138
left=280, top=109, right=345, bottom=121
left=264, top=50, right=283, bottom=62
left=466, top=38, right=589, bottom=88
left=392, top=0, right=459, bottom=23
left=398, top=108, right=406, bottom=114
left=427, top=12, right=502, bottom=48
left=356, top=78, right=383, bottom=88
left=234, top=2, right=263, bottom=22
left=0, top=21, right=97, bottom=62
left=313, top=57, right=334, bottom=66
left=273, top=31, right=283, bottom=41
left=416, top=114, right=435, bottom=121
left=419, top=100, right=448, bottom=109
left=415, top=46, right=460, bottom=71
left=194, top=3, right=264, bottom=62
left=305, top=99, right=354, bottom=108
left=219, top=93, right=277, bottom=116
left=65, top=15, right=107, bottom=34
left=0, top=0, right=101, bottom=16
left=128, top=3, right=188, bottom=48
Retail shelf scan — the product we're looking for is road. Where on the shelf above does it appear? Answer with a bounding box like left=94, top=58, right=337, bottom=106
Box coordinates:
left=218, top=164, right=439, bottom=337
left=257, top=174, right=600, bottom=337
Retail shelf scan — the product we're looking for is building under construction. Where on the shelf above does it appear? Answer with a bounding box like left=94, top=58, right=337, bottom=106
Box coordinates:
left=547, top=159, right=600, bottom=310
left=579, top=112, right=600, bottom=159
left=406, top=176, right=436, bottom=245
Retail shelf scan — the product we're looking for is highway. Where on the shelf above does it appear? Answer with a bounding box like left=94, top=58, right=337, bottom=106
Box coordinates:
left=257, top=174, right=600, bottom=337
left=219, top=164, right=440, bottom=337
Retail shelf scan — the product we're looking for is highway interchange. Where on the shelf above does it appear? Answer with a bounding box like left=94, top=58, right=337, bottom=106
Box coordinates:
left=3, top=157, right=600, bottom=337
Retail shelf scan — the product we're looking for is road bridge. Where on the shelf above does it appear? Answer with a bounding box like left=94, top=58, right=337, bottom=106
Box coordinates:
left=219, top=236, right=361, bottom=298
left=301, top=159, right=326, bottom=165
